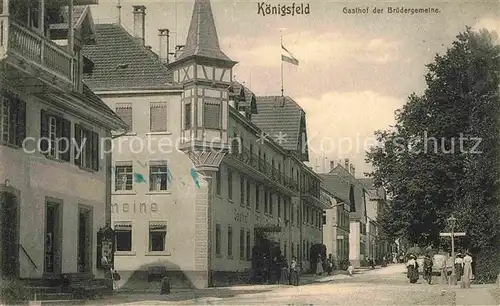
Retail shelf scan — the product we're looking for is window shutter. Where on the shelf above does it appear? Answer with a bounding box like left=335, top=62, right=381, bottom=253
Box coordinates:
left=85, top=130, right=92, bottom=168
left=40, top=109, right=48, bottom=153
left=16, top=100, right=26, bottom=147
left=8, top=98, right=16, bottom=145
left=61, top=118, right=71, bottom=162
left=116, top=104, right=132, bottom=130
left=91, top=131, right=99, bottom=171
left=150, top=103, right=168, bottom=132
left=203, top=99, right=221, bottom=129
left=74, top=124, right=81, bottom=166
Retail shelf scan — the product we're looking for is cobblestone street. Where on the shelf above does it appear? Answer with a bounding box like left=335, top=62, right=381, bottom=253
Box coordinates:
left=96, top=265, right=499, bottom=305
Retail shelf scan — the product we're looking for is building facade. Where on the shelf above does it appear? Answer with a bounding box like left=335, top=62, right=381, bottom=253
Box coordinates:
left=360, top=178, right=390, bottom=262
left=0, top=0, right=126, bottom=282
left=321, top=187, right=350, bottom=267
left=83, top=0, right=327, bottom=289
left=321, top=160, right=367, bottom=267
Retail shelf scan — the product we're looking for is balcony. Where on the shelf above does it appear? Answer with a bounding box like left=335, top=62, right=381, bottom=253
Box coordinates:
left=0, top=17, right=76, bottom=91
left=229, top=147, right=299, bottom=193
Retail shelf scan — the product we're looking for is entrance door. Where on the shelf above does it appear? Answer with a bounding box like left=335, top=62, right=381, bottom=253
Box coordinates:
left=44, top=202, right=61, bottom=277
left=77, top=208, right=92, bottom=273
left=0, top=192, right=19, bottom=278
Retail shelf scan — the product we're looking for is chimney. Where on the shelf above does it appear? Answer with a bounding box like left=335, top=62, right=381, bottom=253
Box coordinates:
left=344, top=158, right=349, bottom=169
left=132, top=5, right=146, bottom=45
left=158, top=29, right=170, bottom=64
left=329, top=161, right=335, bottom=172
left=175, top=45, right=185, bottom=59
left=116, top=0, right=122, bottom=25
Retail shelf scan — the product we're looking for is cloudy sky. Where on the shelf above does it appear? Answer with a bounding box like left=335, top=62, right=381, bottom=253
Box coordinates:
left=92, top=0, right=499, bottom=177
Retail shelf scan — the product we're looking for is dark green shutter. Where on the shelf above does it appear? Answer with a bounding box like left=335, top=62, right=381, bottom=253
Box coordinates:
left=74, top=124, right=81, bottom=166
left=61, top=118, right=71, bottom=162
left=40, top=109, right=48, bottom=153
left=16, top=100, right=26, bottom=147
left=92, top=131, right=99, bottom=171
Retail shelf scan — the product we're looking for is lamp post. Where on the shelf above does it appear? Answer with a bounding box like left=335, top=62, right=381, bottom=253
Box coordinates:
left=447, top=214, right=457, bottom=285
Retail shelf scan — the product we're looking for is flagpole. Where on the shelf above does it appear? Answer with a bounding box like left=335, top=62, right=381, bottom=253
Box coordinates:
left=281, top=35, right=284, bottom=98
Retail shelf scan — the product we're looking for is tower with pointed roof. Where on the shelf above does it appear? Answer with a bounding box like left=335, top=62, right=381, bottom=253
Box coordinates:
left=167, top=0, right=237, bottom=288
left=168, top=0, right=237, bottom=169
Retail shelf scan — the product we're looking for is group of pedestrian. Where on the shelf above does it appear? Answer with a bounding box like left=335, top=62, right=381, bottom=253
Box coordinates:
left=406, top=252, right=474, bottom=288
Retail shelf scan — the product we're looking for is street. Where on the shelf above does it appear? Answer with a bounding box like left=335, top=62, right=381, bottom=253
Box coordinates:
left=97, top=265, right=499, bottom=305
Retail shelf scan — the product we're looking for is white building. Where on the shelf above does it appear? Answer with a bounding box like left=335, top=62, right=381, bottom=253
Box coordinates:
left=83, top=0, right=328, bottom=289
left=0, top=0, right=126, bottom=285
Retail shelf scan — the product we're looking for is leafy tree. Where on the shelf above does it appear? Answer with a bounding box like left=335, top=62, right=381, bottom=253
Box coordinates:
left=366, top=28, right=500, bottom=282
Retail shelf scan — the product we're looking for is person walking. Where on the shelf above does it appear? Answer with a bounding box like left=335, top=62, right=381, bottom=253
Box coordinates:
left=289, top=256, right=299, bottom=286
left=406, top=255, right=419, bottom=284
left=423, top=254, right=433, bottom=285
left=462, top=252, right=473, bottom=289
left=455, top=253, right=464, bottom=282
left=326, top=254, right=334, bottom=276
left=316, top=255, right=324, bottom=275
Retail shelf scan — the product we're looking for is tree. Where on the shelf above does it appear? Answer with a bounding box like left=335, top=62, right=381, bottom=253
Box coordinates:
left=366, top=28, right=500, bottom=282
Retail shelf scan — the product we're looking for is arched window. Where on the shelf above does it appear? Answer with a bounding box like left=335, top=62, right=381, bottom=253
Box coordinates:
left=349, top=185, right=356, bottom=212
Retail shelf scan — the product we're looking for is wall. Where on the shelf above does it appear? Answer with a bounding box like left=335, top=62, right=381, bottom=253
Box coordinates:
left=349, top=221, right=361, bottom=267
left=102, top=93, right=199, bottom=275
left=0, top=91, right=108, bottom=279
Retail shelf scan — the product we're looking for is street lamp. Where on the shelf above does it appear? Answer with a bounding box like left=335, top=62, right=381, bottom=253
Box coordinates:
left=447, top=214, right=457, bottom=285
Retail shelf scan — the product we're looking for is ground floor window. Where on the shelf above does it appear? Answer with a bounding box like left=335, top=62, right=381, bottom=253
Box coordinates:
left=239, top=228, right=245, bottom=260
left=149, top=222, right=167, bottom=252
left=246, top=230, right=251, bottom=260
left=114, top=222, right=132, bottom=252
left=215, top=224, right=221, bottom=256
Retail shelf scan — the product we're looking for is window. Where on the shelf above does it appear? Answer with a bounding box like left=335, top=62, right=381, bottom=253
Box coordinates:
left=115, top=164, right=133, bottom=191
left=322, top=211, right=326, bottom=226
left=269, top=192, right=273, bottom=215
left=284, top=241, right=287, bottom=258
left=264, top=188, right=268, bottom=213
left=149, top=162, right=168, bottom=191
left=215, top=224, right=221, bottom=256
left=239, top=228, right=245, bottom=260
left=228, top=226, right=233, bottom=258
left=291, top=243, right=295, bottom=257
left=40, top=111, right=71, bottom=162
left=1, top=94, right=25, bottom=147
left=246, top=231, right=251, bottom=260
left=240, top=175, right=245, bottom=206
left=215, top=170, right=221, bottom=195
left=149, top=222, right=167, bottom=252
left=228, top=169, right=233, bottom=200
left=246, top=180, right=251, bottom=207
left=203, top=99, right=221, bottom=129
left=184, top=103, right=192, bottom=129
left=277, top=196, right=281, bottom=218
left=116, top=104, right=132, bottom=130
left=74, top=124, right=99, bottom=170
left=114, top=222, right=132, bottom=252
left=150, top=102, right=168, bottom=132
left=291, top=205, right=294, bottom=224
left=255, top=185, right=260, bottom=211
left=284, top=198, right=288, bottom=221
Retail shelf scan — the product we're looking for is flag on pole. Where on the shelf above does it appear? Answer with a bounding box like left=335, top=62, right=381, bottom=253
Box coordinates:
left=281, top=44, right=299, bottom=65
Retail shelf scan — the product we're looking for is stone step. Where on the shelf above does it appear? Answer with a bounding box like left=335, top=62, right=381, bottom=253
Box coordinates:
left=28, top=299, right=86, bottom=305
left=32, top=292, right=73, bottom=301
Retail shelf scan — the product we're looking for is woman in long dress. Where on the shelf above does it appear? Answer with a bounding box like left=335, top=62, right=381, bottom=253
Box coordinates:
left=462, top=252, right=473, bottom=289
left=316, top=256, right=324, bottom=275
left=406, top=255, right=419, bottom=284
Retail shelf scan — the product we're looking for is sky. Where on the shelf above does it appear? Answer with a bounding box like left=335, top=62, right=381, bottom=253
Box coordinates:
left=91, top=0, right=500, bottom=177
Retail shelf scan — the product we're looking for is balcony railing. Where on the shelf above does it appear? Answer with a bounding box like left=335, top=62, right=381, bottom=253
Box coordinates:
left=232, top=147, right=299, bottom=191
left=5, top=19, right=74, bottom=83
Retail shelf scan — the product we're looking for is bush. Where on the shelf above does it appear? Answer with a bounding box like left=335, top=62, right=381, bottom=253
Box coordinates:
left=0, top=280, right=32, bottom=304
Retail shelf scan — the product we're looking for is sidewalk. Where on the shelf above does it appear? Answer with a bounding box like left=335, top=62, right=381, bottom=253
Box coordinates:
left=451, top=285, right=499, bottom=306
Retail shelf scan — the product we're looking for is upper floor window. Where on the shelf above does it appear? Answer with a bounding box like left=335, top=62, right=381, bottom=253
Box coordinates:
left=184, top=103, right=192, bottom=129
left=203, top=99, right=221, bottom=129
left=74, top=124, right=99, bottom=171
left=215, top=170, right=221, bottom=196
left=255, top=185, right=260, bottom=211
left=246, top=180, right=251, bottom=207
left=240, top=175, right=245, bottom=206
left=116, top=103, right=132, bottom=131
left=115, top=164, right=133, bottom=191
left=40, top=110, right=71, bottom=162
left=149, top=162, right=169, bottom=191
left=1, top=94, right=25, bottom=147
left=227, top=168, right=233, bottom=200
left=150, top=102, right=168, bottom=132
